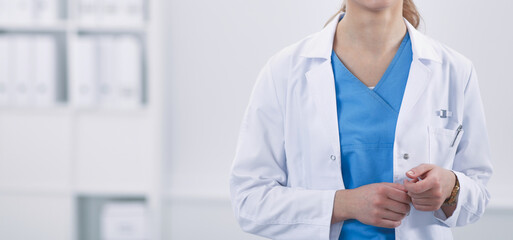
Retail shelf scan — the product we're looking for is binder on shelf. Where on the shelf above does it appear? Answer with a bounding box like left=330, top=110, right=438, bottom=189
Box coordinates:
left=33, top=35, right=57, bottom=106
left=0, top=36, right=11, bottom=106
left=114, top=0, right=145, bottom=26
left=12, top=35, right=34, bottom=106
left=33, top=0, right=59, bottom=23
left=124, top=0, right=145, bottom=26
left=114, top=36, right=142, bottom=108
left=78, top=0, right=99, bottom=25
left=77, top=0, right=145, bottom=27
left=73, top=36, right=98, bottom=107
left=73, top=35, right=144, bottom=108
left=10, top=0, right=34, bottom=24
left=101, top=201, right=148, bottom=240
left=101, top=0, right=120, bottom=26
left=0, top=0, right=8, bottom=23
left=97, top=36, right=117, bottom=107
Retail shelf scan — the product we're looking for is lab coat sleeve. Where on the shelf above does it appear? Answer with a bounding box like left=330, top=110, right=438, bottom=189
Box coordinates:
left=229, top=58, right=337, bottom=240
left=434, top=63, right=494, bottom=227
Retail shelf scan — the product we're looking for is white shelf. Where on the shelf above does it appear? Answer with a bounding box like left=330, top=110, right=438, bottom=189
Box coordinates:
left=163, top=192, right=231, bottom=203
left=0, top=22, right=68, bottom=32
left=73, top=106, right=150, bottom=115
left=76, top=24, right=147, bottom=34
left=0, top=104, right=70, bottom=113
left=0, top=0, right=163, bottom=240
left=0, top=106, right=152, bottom=117
left=0, top=186, right=73, bottom=196
left=0, top=24, right=147, bottom=33
left=74, top=190, right=150, bottom=197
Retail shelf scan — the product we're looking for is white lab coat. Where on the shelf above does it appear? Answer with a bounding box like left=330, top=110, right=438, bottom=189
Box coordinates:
left=229, top=12, right=493, bottom=240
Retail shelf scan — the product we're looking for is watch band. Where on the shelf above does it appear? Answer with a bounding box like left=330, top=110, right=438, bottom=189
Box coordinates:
left=443, top=171, right=460, bottom=206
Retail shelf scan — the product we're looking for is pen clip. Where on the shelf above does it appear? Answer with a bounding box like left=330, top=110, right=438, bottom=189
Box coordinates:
left=450, top=124, right=463, bottom=147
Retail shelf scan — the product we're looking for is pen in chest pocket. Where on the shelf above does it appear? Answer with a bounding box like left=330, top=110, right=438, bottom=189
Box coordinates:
left=450, top=124, right=463, bottom=147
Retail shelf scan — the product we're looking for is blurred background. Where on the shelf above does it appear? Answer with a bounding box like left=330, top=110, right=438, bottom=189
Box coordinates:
left=0, top=0, right=511, bottom=239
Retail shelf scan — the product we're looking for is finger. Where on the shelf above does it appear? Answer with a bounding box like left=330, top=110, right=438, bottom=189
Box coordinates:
left=404, top=177, right=434, bottom=194
left=407, top=188, right=438, bottom=199
left=406, top=164, right=435, bottom=179
left=381, top=209, right=407, bottom=221
left=382, top=182, right=407, bottom=192
left=412, top=198, right=436, bottom=206
left=375, top=219, right=401, bottom=229
left=408, top=193, right=436, bottom=199
left=403, top=178, right=419, bottom=192
left=412, top=202, right=437, bottom=212
left=386, top=187, right=411, bottom=204
left=411, top=198, right=438, bottom=212
left=384, top=199, right=411, bottom=215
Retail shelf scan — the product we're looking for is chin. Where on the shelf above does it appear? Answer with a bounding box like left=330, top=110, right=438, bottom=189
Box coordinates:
left=351, top=0, right=399, bottom=12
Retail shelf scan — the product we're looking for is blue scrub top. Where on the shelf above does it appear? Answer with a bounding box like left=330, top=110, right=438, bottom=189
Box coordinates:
left=331, top=21, right=413, bottom=240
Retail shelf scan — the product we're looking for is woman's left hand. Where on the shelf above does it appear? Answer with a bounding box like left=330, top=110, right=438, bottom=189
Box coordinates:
left=403, top=164, right=456, bottom=211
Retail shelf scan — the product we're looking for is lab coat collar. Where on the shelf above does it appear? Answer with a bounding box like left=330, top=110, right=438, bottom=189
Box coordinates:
left=300, top=11, right=442, bottom=64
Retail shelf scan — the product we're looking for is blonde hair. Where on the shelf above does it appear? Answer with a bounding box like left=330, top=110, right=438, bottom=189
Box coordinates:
left=324, top=0, right=421, bottom=28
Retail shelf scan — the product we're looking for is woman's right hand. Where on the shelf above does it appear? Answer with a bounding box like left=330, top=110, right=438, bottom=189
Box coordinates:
left=332, top=183, right=411, bottom=228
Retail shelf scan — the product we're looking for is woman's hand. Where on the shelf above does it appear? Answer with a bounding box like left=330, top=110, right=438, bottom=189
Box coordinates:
left=403, top=164, right=456, bottom=212
left=332, top=183, right=411, bottom=228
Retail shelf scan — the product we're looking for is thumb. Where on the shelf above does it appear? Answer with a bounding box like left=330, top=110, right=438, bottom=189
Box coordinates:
left=406, top=164, right=435, bottom=179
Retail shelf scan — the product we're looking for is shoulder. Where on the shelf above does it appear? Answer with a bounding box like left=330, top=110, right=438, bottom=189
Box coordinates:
left=414, top=31, right=479, bottom=96
left=259, top=29, right=328, bottom=96
left=254, top=30, right=324, bottom=110
left=265, top=31, right=321, bottom=72
left=424, top=34, right=474, bottom=79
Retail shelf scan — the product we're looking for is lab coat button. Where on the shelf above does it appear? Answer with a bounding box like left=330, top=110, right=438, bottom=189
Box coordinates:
left=330, top=155, right=336, bottom=161
left=403, top=153, right=410, bottom=160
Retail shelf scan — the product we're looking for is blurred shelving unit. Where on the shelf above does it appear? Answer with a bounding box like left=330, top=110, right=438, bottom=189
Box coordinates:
left=0, top=0, right=165, bottom=239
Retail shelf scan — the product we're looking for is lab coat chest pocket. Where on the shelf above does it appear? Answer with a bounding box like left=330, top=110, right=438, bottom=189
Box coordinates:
left=427, top=125, right=464, bottom=169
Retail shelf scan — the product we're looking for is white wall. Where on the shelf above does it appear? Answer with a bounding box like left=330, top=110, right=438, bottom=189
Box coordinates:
left=162, top=0, right=513, bottom=239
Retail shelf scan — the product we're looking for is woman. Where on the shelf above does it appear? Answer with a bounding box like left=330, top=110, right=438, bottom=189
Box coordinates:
left=229, top=0, right=493, bottom=239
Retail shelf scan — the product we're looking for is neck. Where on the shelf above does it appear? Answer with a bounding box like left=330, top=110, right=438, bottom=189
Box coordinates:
left=335, top=2, right=407, bottom=55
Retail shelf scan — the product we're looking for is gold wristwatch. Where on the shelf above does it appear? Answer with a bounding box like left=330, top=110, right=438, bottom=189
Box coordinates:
left=443, top=172, right=460, bottom=206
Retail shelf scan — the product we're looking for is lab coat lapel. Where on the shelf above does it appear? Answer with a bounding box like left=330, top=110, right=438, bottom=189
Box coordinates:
left=399, top=18, right=441, bottom=114
left=305, top=60, right=341, bottom=158
left=300, top=11, right=342, bottom=157
left=399, top=58, right=432, bottom=114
